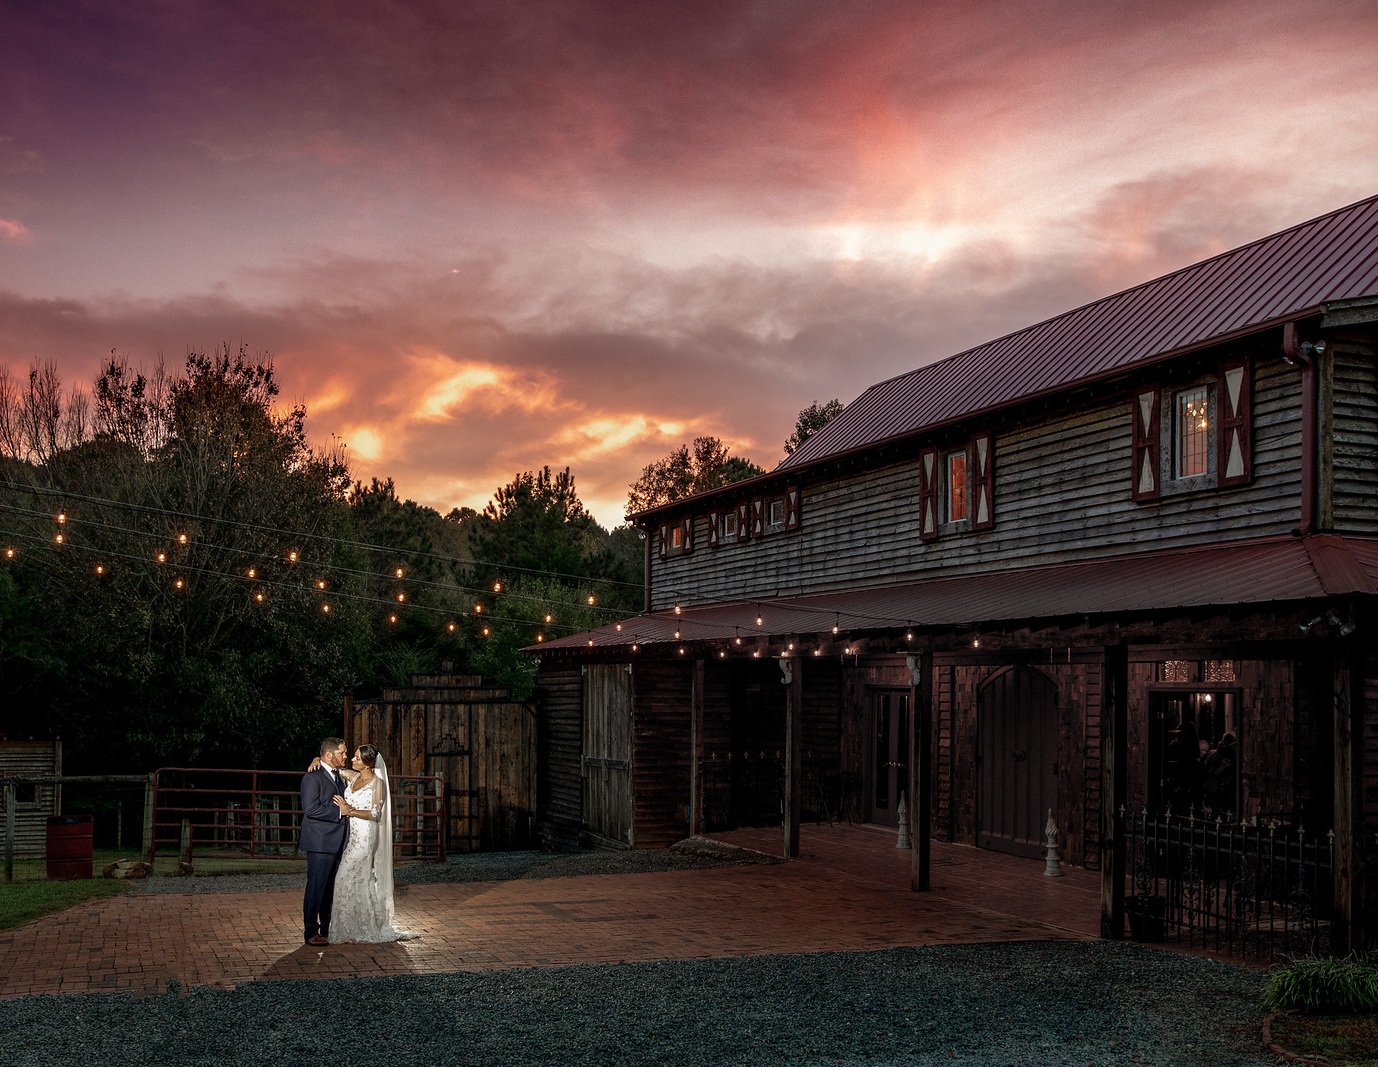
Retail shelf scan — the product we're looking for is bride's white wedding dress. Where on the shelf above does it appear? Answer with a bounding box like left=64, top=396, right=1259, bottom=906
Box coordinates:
left=330, top=757, right=416, bottom=943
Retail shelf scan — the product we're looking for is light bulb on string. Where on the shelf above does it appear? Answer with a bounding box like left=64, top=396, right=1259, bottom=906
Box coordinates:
left=316, top=579, right=327, bottom=590
left=493, top=581, right=503, bottom=593
left=673, top=604, right=682, bottom=615
left=481, top=626, right=490, bottom=637
left=4, top=547, right=14, bottom=559
left=719, top=649, right=726, bottom=658
left=177, top=533, right=188, bottom=545
left=832, top=614, right=839, bottom=635
left=396, top=592, right=406, bottom=603
left=156, top=551, right=167, bottom=563
left=287, top=550, right=299, bottom=563
left=174, top=577, right=185, bottom=590
left=474, top=603, right=483, bottom=614
left=544, top=613, right=553, bottom=624
left=94, top=564, right=105, bottom=576
left=56, top=512, right=67, bottom=524
left=254, top=591, right=266, bottom=603
left=447, top=622, right=456, bottom=632
left=394, top=567, right=404, bottom=578
left=321, top=603, right=331, bottom=614
left=54, top=532, right=64, bottom=544
left=587, top=594, right=596, bottom=606
left=755, top=606, right=763, bottom=626
left=388, top=614, right=398, bottom=624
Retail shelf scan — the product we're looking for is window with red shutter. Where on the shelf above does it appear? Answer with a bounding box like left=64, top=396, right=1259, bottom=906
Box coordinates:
left=918, top=446, right=939, bottom=541
left=1216, top=360, right=1252, bottom=487
left=784, top=486, right=800, bottom=530
left=970, top=432, right=994, bottom=530
left=1131, top=386, right=1161, bottom=501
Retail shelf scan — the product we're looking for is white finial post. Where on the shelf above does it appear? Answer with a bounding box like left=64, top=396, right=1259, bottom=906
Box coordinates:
left=1043, top=808, right=1063, bottom=878
left=896, top=792, right=911, bottom=849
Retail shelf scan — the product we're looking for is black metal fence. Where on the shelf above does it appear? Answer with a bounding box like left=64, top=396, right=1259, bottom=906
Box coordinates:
left=1122, top=807, right=1333, bottom=962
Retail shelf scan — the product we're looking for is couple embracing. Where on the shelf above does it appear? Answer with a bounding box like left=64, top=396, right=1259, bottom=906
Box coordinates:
left=301, top=736, right=416, bottom=946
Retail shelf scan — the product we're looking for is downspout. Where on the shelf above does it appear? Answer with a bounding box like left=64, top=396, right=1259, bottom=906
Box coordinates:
left=1282, top=321, right=1323, bottom=536
left=641, top=523, right=652, bottom=614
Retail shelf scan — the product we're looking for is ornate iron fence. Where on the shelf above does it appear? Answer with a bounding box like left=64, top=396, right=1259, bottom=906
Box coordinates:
left=1122, top=807, right=1333, bottom=962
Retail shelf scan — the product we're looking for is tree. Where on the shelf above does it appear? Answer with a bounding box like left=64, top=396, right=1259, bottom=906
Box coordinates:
left=783, top=399, right=844, bottom=455
left=626, top=436, right=764, bottom=514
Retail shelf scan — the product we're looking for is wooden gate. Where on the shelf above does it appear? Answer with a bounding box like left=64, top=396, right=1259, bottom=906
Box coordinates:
left=348, top=673, right=536, bottom=852
left=583, top=663, right=634, bottom=847
left=977, top=665, right=1058, bottom=858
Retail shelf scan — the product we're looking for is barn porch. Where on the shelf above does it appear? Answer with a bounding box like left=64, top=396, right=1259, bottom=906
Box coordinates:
left=702, top=821, right=1102, bottom=940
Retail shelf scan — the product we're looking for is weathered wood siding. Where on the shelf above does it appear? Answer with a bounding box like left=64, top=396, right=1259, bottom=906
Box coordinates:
left=1329, top=344, right=1378, bottom=533
left=648, top=356, right=1306, bottom=610
left=535, top=665, right=583, bottom=850
left=0, top=740, right=61, bottom=859
left=630, top=660, right=693, bottom=848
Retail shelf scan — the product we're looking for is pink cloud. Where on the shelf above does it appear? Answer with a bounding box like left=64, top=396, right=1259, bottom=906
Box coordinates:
left=0, top=219, right=31, bottom=244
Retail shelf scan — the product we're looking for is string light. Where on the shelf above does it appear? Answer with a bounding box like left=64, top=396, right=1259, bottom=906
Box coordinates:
left=587, top=594, right=596, bottom=606
left=56, top=512, right=67, bottom=524
left=94, top=564, right=105, bottom=576
left=388, top=614, right=398, bottom=624
left=156, top=551, right=167, bottom=563
left=614, top=622, right=622, bottom=632
left=177, top=532, right=188, bottom=544
left=474, top=603, right=483, bottom=614
left=673, top=604, right=681, bottom=615
left=254, top=591, right=266, bottom=603
left=4, top=548, right=13, bottom=559
left=321, top=603, right=331, bottom=613
left=544, top=613, right=554, bottom=624
left=316, top=579, right=328, bottom=590
left=755, top=606, right=763, bottom=626
left=832, top=614, right=840, bottom=635
left=447, top=622, right=456, bottom=632
left=54, top=532, right=64, bottom=544
left=246, top=567, right=257, bottom=578
left=493, top=581, right=503, bottom=593
left=173, top=577, right=185, bottom=590
left=631, top=642, right=639, bottom=652
left=674, top=629, right=681, bottom=639
left=287, top=550, right=299, bottom=563
left=394, top=567, right=405, bottom=578
left=718, top=649, right=726, bottom=658
left=678, top=647, right=685, bottom=655
left=396, top=592, right=406, bottom=602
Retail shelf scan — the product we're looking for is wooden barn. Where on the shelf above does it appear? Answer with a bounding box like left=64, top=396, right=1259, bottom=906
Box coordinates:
left=531, top=194, right=1378, bottom=953
left=0, top=739, right=62, bottom=858
left=346, top=672, right=536, bottom=852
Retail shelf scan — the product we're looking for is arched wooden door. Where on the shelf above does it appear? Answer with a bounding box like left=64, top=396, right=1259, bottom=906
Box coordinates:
left=977, top=665, right=1058, bottom=858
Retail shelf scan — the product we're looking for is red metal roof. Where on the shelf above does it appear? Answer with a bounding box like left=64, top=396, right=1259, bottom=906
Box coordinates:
left=536, top=535, right=1378, bottom=651
left=777, top=194, right=1378, bottom=473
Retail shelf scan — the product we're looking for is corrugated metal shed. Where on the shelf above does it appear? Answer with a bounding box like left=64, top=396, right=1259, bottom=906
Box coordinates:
left=777, top=194, right=1378, bottom=473
left=536, top=534, right=1378, bottom=651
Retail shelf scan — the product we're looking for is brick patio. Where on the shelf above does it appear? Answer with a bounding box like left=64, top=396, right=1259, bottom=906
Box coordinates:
left=0, top=824, right=1102, bottom=997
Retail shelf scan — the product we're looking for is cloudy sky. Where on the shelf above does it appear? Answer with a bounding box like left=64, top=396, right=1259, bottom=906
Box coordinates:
left=2, top=0, right=1376, bottom=529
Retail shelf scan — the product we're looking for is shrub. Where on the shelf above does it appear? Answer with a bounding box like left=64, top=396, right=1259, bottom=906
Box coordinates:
left=1264, top=954, right=1378, bottom=1015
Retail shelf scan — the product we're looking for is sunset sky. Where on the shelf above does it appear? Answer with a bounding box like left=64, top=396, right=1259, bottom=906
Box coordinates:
left=2, top=0, right=1376, bottom=529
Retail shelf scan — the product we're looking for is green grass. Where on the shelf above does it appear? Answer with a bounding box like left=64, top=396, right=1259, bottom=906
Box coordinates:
left=1269, top=1012, right=1378, bottom=1066
left=0, top=848, right=303, bottom=931
left=0, top=876, right=136, bottom=931
left=1265, top=955, right=1378, bottom=1015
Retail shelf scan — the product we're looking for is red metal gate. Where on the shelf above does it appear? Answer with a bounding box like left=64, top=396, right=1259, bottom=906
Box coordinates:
left=148, top=767, right=445, bottom=862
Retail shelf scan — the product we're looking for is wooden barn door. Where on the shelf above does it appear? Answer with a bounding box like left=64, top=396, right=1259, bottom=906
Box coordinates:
left=977, top=666, right=1058, bottom=858
left=583, top=663, right=634, bottom=847
left=866, top=689, right=910, bottom=827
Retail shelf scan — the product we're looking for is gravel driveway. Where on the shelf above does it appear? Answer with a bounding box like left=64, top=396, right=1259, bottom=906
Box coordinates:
left=1, top=849, right=1279, bottom=1066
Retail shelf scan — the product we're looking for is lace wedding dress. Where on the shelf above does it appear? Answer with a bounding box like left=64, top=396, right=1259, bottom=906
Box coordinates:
left=330, top=756, right=416, bottom=943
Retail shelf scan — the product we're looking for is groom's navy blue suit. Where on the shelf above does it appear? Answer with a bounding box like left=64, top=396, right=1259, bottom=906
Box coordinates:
left=301, top=765, right=349, bottom=943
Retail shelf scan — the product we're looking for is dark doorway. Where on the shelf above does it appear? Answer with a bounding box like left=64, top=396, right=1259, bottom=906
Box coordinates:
left=1148, top=689, right=1240, bottom=818
left=866, top=689, right=910, bottom=827
left=977, top=665, right=1058, bottom=858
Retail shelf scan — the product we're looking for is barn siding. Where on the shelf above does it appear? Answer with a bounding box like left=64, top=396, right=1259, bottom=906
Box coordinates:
left=1330, top=343, right=1378, bottom=533
left=631, top=660, right=694, bottom=848
left=648, top=355, right=1307, bottom=611
left=0, top=740, right=61, bottom=859
left=535, top=665, right=583, bottom=849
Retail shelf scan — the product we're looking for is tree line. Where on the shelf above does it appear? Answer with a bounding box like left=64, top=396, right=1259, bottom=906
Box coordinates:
left=0, top=347, right=839, bottom=773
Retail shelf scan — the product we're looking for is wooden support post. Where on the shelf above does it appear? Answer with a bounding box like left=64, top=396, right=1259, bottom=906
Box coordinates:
left=910, top=652, right=932, bottom=891
left=782, top=657, right=802, bottom=859
left=435, top=775, right=447, bottom=862
left=180, top=818, right=192, bottom=865
left=142, top=775, right=156, bottom=863
left=4, top=780, right=14, bottom=884
left=1333, top=654, right=1359, bottom=955
left=691, top=659, right=705, bottom=837
left=1100, top=644, right=1128, bottom=940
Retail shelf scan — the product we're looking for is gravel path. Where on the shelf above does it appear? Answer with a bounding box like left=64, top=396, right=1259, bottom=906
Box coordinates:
left=2, top=850, right=1280, bottom=1065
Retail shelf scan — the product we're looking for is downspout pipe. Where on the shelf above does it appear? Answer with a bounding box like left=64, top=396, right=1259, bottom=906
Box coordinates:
left=1282, top=321, right=1322, bottom=536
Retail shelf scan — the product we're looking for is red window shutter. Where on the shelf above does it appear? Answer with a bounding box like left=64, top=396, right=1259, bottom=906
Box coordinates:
left=1131, top=386, right=1161, bottom=501
left=736, top=500, right=751, bottom=541
left=918, top=446, right=940, bottom=541
left=1217, top=360, right=1252, bottom=487
left=707, top=508, right=720, bottom=547
left=658, top=523, right=668, bottom=559
left=681, top=515, right=694, bottom=554
left=970, top=433, right=994, bottom=530
left=784, top=486, right=800, bottom=530
left=750, top=497, right=766, bottom=538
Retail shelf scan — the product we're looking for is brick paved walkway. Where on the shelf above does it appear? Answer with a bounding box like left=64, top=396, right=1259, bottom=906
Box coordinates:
left=0, top=825, right=1102, bottom=998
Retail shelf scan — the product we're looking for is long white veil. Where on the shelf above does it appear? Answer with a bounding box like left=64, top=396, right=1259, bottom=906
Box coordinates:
left=374, top=753, right=396, bottom=929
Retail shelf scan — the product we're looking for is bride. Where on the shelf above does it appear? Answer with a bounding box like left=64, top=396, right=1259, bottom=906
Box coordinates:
left=328, top=744, right=417, bottom=943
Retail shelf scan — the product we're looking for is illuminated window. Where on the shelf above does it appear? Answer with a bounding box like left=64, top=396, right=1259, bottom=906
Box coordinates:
left=1173, top=386, right=1211, bottom=479
left=946, top=451, right=968, bottom=523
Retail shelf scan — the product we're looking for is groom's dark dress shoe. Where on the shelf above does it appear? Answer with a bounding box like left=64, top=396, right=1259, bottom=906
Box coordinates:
left=307, top=935, right=329, bottom=946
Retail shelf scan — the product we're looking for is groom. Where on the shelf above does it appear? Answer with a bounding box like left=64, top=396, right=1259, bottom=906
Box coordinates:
left=300, top=736, right=349, bottom=946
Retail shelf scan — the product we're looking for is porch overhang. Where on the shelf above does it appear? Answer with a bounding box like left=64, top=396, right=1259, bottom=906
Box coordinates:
left=532, top=533, right=1378, bottom=654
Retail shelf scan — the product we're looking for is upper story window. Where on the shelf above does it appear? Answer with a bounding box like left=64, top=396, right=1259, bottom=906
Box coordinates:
left=919, top=433, right=993, bottom=541
left=719, top=509, right=740, bottom=543
left=1131, top=358, right=1251, bottom=502
left=1172, top=386, right=1211, bottom=480
left=768, top=499, right=786, bottom=528
left=707, top=487, right=800, bottom=548
left=658, top=516, right=693, bottom=558
left=945, top=450, right=969, bottom=523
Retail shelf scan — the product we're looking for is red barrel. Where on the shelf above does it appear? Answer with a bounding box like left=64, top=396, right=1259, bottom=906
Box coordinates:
left=46, top=816, right=94, bottom=880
